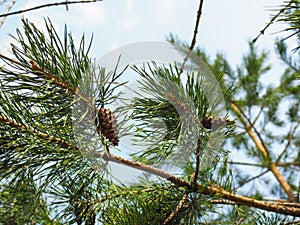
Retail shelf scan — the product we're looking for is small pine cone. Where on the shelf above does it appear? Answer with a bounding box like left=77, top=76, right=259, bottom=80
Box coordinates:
left=95, top=108, right=119, bottom=146
left=201, top=116, right=233, bottom=130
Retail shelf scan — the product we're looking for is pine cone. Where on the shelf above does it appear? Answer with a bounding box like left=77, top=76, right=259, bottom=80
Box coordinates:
left=201, top=116, right=233, bottom=130
left=95, top=108, right=119, bottom=146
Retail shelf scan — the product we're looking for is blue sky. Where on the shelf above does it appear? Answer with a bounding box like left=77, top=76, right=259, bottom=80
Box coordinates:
left=0, top=0, right=286, bottom=66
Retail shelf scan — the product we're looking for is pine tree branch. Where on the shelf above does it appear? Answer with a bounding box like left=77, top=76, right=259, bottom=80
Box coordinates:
left=0, top=53, right=94, bottom=108
left=231, top=101, right=297, bottom=202
left=163, top=193, right=188, bottom=225
left=210, top=199, right=236, bottom=205
left=229, top=161, right=300, bottom=168
left=252, top=1, right=293, bottom=43
left=262, top=199, right=300, bottom=208
left=101, top=152, right=300, bottom=216
left=0, top=114, right=78, bottom=150
left=0, top=0, right=16, bottom=29
left=0, top=0, right=102, bottom=18
left=179, top=0, right=204, bottom=74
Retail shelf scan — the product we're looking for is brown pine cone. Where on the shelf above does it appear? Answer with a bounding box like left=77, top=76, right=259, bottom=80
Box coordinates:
left=95, top=108, right=119, bottom=146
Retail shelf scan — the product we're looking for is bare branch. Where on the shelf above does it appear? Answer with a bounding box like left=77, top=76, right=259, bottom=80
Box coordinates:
left=0, top=0, right=17, bottom=29
left=276, top=119, right=300, bottom=163
left=252, top=1, right=292, bottom=43
left=0, top=0, right=102, bottom=18
left=163, top=193, right=188, bottom=225
left=252, top=104, right=264, bottom=127
left=231, top=101, right=269, bottom=157
left=192, top=139, right=201, bottom=187
left=179, top=0, right=204, bottom=74
left=229, top=161, right=300, bottom=168
left=235, top=169, right=270, bottom=189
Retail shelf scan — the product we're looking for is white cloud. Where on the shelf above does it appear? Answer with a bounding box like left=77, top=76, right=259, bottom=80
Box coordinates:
left=126, top=0, right=134, bottom=12
left=154, top=0, right=176, bottom=25
left=16, top=1, right=107, bottom=29
left=118, top=16, right=137, bottom=31
left=66, top=4, right=107, bottom=28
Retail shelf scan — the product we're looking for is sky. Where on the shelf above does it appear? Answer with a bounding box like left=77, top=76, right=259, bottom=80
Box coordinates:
left=0, top=0, right=286, bottom=66
left=0, top=0, right=295, bottom=187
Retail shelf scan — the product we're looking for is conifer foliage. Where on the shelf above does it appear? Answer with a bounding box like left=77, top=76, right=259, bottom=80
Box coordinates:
left=0, top=4, right=299, bottom=224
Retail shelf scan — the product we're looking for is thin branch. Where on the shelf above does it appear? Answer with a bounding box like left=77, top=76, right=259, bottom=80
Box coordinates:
left=276, top=161, right=300, bottom=167
left=102, top=153, right=300, bottom=216
left=179, top=0, right=204, bottom=74
left=231, top=101, right=269, bottom=157
left=0, top=0, right=102, bottom=18
left=235, top=169, right=270, bottom=190
left=252, top=1, right=293, bottom=43
left=163, top=193, right=188, bottom=225
left=192, top=139, right=201, bottom=187
left=284, top=220, right=300, bottom=225
left=229, top=161, right=266, bottom=168
left=229, top=161, right=300, bottom=168
left=276, top=119, right=300, bottom=163
left=252, top=104, right=264, bottom=127
left=210, top=199, right=236, bottom=205
left=0, top=0, right=16, bottom=29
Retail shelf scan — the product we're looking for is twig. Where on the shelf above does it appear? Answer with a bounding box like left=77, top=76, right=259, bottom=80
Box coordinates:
left=235, top=169, right=270, bottom=189
left=229, top=161, right=266, bottom=168
left=192, top=139, right=201, bottom=187
left=252, top=1, right=293, bottom=43
left=0, top=0, right=102, bottom=18
left=163, top=193, right=188, bottom=225
left=276, top=119, right=300, bottom=163
left=0, top=0, right=16, bottom=29
left=252, top=104, right=264, bottom=127
left=231, top=101, right=269, bottom=157
left=210, top=199, right=236, bottom=205
left=229, top=161, right=300, bottom=168
left=179, top=0, right=204, bottom=74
